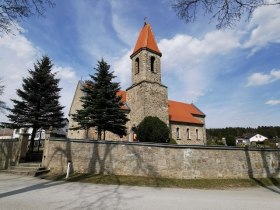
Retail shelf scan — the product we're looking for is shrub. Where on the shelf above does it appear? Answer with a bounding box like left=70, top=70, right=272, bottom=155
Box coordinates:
left=137, top=116, right=169, bottom=143
left=226, top=135, right=236, bottom=146
left=262, top=140, right=277, bottom=148
left=169, top=138, right=177, bottom=144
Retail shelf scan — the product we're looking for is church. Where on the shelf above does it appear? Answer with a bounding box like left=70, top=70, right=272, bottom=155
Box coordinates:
left=67, top=22, right=206, bottom=145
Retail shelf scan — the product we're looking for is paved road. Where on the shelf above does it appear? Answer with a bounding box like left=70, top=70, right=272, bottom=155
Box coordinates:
left=0, top=173, right=279, bottom=210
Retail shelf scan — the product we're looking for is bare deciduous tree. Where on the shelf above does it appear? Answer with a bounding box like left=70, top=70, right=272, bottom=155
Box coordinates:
left=0, top=78, right=7, bottom=113
left=0, top=0, right=55, bottom=34
left=172, top=0, right=280, bottom=28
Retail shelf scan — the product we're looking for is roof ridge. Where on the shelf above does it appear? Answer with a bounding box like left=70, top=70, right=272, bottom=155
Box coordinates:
left=191, top=103, right=206, bottom=116
left=168, top=100, right=191, bottom=105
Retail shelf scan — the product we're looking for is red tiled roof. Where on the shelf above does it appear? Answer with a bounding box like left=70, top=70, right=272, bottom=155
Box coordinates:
left=80, top=84, right=204, bottom=124
left=81, top=82, right=128, bottom=111
left=118, top=90, right=204, bottom=124
left=168, top=100, right=204, bottom=125
left=117, top=90, right=128, bottom=110
left=117, top=90, right=126, bottom=103
left=131, top=22, right=161, bottom=57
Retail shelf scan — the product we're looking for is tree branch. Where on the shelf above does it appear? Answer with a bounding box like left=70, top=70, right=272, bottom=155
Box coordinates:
left=172, top=0, right=280, bottom=28
left=0, top=0, right=55, bottom=35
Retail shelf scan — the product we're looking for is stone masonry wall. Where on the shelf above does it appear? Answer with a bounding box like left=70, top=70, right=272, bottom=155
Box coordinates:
left=67, top=81, right=87, bottom=139
left=0, top=139, right=20, bottom=170
left=193, top=115, right=207, bottom=141
left=43, top=139, right=280, bottom=179
left=127, top=81, right=169, bottom=128
left=86, top=124, right=129, bottom=141
left=170, top=122, right=206, bottom=145
left=131, top=50, right=161, bottom=85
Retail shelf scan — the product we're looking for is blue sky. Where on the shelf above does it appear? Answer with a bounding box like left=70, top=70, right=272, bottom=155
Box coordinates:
left=1, top=0, right=280, bottom=128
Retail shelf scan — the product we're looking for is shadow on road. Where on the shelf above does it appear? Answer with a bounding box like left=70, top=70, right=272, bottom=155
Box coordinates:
left=87, top=141, right=162, bottom=187
left=0, top=179, right=65, bottom=199
left=245, top=147, right=280, bottom=194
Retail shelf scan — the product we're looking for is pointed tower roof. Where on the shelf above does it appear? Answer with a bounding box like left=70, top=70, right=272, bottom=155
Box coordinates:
left=131, top=22, right=162, bottom=58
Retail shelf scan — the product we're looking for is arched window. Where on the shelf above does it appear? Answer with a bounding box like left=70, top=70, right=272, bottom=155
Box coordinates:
left=135, top=57, right=139, bottom=74
left=196, top=129, right=199, bottom=140
left=150, top=56, right=155, bottom=73
left=186, top=128, right=190, bottom=139
left=176, top=127, right=180, bottom=139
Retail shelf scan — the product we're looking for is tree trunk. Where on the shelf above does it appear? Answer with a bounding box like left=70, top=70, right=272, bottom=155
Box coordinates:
left=30, top=127, right=37, bottom=153
left=97, top=128, right=101, bottom=140
left=38, top=129, right=42, bottom=152
left=85, top=127, right=89, bottom=139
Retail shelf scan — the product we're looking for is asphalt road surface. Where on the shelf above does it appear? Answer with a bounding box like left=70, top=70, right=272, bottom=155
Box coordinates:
left=0, top=173, right=279, bottom=210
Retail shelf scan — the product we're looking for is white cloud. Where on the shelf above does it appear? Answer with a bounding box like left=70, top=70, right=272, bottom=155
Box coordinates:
left=52, top=66, right=78, bottom=116
left=112, top=50, right=132, bottom=89
left=159, top=30, right=241, bottom=102
left=73, top=1, right=125, bottom=62
left=110, top=1, right=138, bottom=47
left=243, top=6, right=280, bottom=53
left=271, top=69, right=280, bottom=79
left=0, top=30, right=78, bottom=122
left=0, top=30, right=38, bottom=122
left=202, top=30, right=241, bottom=53
left=246, top=69, right=280, bottom=86
left=266, top=100, right=280, bottom=106
left=246, top=72, right=272, bottom=86
left=159, top=30, right=240, bottom=62
left=54, top=66, right=77, bottom=82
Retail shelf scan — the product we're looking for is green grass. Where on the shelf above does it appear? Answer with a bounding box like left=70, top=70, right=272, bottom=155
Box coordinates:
left=45, top=173, right=280, bottom=189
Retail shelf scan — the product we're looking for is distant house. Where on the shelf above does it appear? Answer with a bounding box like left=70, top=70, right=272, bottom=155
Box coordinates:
left=12, top=118, right=69, bottom=140
left=236, top=133, right=268, bottom=145
left=0, top=127, right=13, bottom=139
left=248, top=134, right=268, bottom=143
left=13, top=128, right=31, bottom=139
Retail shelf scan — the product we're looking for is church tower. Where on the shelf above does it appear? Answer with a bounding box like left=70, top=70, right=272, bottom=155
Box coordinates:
left=126, top=22, right=169, bottom=134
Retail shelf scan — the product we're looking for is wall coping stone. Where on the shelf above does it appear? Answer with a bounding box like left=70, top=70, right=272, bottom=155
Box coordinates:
left=0, top=139, right=19, bottom=142
left=49, top=137, right=280, bottom=152
left=126, top=80, right=167, bottom=91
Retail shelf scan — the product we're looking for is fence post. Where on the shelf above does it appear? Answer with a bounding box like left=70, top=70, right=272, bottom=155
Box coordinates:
left=17, top=129, right=30, bottom=163
left=42, top=127, right=53, bottom=167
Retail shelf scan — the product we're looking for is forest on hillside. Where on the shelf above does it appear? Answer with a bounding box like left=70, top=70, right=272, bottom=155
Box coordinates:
left=207, top=126, right=280, bottom=140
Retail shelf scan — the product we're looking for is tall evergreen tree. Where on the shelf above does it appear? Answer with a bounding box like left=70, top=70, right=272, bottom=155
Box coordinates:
left=7, top=56, right=65, bottom=152
left=72, top=59, right=128, bottom=140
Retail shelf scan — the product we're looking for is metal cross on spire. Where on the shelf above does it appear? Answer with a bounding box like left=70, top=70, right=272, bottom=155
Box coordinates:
left=144, top=16, right=147, bottom=25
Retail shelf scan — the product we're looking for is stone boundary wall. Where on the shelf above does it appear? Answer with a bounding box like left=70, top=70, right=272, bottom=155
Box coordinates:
left=42, top=138, right=280, bottom=179
left=0, top=139, right=20, bottom=170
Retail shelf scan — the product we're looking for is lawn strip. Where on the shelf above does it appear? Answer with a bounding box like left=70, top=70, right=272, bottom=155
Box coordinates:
left=44, top=173, right=280, bottom=189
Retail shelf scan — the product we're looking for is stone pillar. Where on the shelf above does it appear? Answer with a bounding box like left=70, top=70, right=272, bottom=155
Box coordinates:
left=42, top=127, right=52, bottom=167
left=17, top=130, right=30, bottom=163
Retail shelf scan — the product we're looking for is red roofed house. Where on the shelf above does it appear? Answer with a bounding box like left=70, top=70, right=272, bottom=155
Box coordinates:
left=68, top=22, right=206, bottom=144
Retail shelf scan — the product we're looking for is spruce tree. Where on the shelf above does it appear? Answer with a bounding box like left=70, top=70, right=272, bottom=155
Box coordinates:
left=7, top=56, right=65, bottom=152
left=72, top=59, right=128, bottom=140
